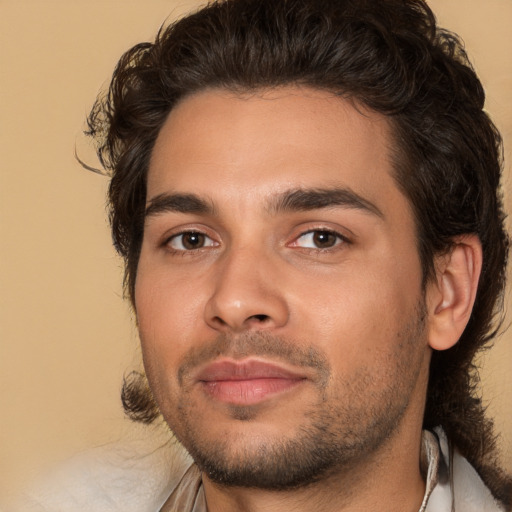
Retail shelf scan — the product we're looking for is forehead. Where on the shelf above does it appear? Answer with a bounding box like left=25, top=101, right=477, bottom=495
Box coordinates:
left=147, top=87, right=402, bottom=215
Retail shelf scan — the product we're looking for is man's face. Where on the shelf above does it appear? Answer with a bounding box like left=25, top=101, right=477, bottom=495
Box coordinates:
left=136, top=87, right=432, bottom=488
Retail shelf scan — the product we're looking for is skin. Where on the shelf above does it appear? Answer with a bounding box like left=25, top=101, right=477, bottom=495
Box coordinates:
left=135, top=87, right=481, bottom=512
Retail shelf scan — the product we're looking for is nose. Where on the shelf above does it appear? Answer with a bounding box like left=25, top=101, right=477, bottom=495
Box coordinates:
left=204, top=247, right=289, bottom=333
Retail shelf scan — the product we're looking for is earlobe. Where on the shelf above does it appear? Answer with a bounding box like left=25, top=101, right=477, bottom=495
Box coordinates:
left=427, top=235, right=482, bottom=351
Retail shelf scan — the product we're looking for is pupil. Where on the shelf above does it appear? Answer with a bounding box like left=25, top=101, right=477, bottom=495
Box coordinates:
left=183, top=232, right=204, bottom=249
left=313, top=231, right=335, bottom=248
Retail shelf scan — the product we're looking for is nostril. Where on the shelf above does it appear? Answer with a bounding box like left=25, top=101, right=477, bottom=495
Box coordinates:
left=249, top=314, right=270, bottom=322
left=213, top=316, right=228, bottom=327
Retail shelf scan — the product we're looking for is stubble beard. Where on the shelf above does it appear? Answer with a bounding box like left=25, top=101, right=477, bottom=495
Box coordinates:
left=155, top=304, right=427, bottom=491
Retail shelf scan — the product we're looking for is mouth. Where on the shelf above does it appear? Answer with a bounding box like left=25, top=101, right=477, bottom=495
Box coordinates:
left=195, top=359, right=308, bottom=406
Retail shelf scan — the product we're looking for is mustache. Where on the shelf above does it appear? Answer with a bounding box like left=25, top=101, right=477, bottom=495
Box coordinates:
left=177, top=331, right=331, bottom=387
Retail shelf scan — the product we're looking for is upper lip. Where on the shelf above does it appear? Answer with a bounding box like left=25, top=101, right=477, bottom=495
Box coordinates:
left=195, top=359, right=307, bottom=382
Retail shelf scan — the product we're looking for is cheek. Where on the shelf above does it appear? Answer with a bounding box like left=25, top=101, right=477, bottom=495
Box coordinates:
left=135, top=267, right=207, bottom=371
left=291, top=256, right=423, bottom=361
left=134, top=269, right=206, bottom=418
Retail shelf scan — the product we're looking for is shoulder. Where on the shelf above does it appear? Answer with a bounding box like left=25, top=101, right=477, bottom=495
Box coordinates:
left=9, top=431, right=193, bottom=512
left=427, top=428, right=508, bottom=512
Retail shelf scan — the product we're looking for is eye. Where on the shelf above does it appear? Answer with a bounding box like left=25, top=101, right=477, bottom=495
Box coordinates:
left=293, top=230, right=346, bottom=249
left=167, top=231, right=217, bottom=251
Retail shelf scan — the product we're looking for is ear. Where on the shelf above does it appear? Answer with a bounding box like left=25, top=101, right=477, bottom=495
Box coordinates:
left=426, top=235, right=482, bottom=351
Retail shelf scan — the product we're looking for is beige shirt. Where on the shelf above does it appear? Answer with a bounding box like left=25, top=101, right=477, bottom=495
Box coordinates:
left=13, top=429, right=505, bottom=512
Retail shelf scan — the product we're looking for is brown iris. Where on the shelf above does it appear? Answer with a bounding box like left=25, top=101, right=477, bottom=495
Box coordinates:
left=312, top=231, right=338, bottom=248
left=181, top=232, right=206, bottom=249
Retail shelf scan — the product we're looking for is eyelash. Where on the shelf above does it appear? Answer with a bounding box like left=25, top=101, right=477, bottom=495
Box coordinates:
left=162, top=227, right=350, bottom=254
left=163, top=231, right=218, bottom=253
left=291, top=228, right=350, bottom=251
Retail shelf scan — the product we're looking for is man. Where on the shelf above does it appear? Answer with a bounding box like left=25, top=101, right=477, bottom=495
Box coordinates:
left=25, top=0, right=510, bottom=511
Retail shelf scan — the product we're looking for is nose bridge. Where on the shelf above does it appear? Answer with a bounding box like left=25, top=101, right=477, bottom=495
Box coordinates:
left=204, top=242, right=289, bottom=332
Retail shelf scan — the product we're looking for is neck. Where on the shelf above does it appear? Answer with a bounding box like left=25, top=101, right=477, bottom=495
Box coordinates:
left=202, top=425, right=426, bottom=512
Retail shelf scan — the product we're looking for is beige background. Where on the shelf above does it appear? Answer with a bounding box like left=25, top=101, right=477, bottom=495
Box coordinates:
left=1, top=0, right=511, bottom=503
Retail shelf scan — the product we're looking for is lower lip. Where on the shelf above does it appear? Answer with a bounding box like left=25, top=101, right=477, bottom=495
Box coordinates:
left=201, top=378, right=304, bottom=405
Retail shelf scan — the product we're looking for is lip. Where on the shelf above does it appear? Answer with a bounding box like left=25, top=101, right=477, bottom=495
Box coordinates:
left=195, top=359, right=307, bottom=405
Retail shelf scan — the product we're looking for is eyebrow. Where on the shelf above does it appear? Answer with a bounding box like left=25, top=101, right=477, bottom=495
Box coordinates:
left=269, top=187, right=384, bottom=218
left=145, top=187, right=383, bottom=219
left=145, top=193, right=214, bottom=217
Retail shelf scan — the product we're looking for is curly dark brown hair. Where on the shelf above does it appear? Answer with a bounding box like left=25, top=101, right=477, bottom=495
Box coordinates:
left=86, top=0, right=510, bottom=505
